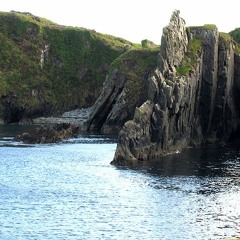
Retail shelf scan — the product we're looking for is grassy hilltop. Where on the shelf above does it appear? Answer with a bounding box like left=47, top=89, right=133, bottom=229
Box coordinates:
left=0, top=11, right=157, bottom=122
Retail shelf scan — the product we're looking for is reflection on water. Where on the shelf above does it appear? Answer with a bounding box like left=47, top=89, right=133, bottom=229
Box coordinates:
left=131, top=144, right=240, bottom=177
left=0, top=124, right=37, bottom=138
left=0, top=125, right=239, bottom=239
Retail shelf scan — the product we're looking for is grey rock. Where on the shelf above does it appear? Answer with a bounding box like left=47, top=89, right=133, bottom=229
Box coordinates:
left=159, top=10, right=188, bottom=79
left=112, top=10, right=240, bottom=165
left=111, top=101, right=154, bottom=165
left=33, top=107, right=92, bottom=129
left=87, top=69, right=128, bottom=133
left=15, top=123, right=79, bottom=144
left=86, top=51, right=156, bottom=133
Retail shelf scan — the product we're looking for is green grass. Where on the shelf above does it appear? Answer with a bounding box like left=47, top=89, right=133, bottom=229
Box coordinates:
left=111, top=49, right=159, bottom=106
left=189, top=24, right=217, bottom=31
left=176, top=38, right=202, bottom=76
left=219, top=32, right=234, bottom=49
left=176, top=65, right=192, bottom=76
left=0, top=10, right=137, bottom=117
left=141, top=39, right=159, bottom=49
left=220, top=32, right=232, bottom=42
left=202, top=24, right=217, bottom=30
left=0, top=10, right=161, bottom=121
left=229, top=28, right=240, bottom=53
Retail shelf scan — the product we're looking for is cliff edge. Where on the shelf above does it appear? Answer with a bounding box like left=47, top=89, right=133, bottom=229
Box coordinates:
left=112, top=10, right=240, bottom=165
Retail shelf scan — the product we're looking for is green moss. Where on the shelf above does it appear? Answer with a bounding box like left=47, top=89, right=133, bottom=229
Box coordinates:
left=202, top=24, right=217, bottom=30
left=111, top=49, right=159, bottom=106
left=189, top=24, right=217, bottom=31
left=235, top=45, right=240, bottom=54
left=176, top=38, right=202, bottom=76
left=220, top=32, right=232, bottom=42
left=219, top=32, right=234, bottom=49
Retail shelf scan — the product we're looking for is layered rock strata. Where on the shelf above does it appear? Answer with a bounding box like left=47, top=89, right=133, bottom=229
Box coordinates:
left=112, top=11, right=240, bottom=165
left=87, top=50, right=158, bottom=133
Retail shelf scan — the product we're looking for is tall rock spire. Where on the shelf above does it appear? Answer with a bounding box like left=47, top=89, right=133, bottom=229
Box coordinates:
left=159, top=10, right=188, bottom=79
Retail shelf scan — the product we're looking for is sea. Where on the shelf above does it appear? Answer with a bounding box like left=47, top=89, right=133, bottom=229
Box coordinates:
left=0, top=125, right=239, bottom=240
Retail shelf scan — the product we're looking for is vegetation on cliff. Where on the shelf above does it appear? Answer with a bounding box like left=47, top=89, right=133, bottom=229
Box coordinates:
left=111, top=49, right=159, bottom=106
left=176, top=37, right=202, bottom=76
left=229, top=27, right=240, bottom=43
left=87, top=47, right=159, bottom=133
left=229, top=28, right=240, bottom=53
left=0, top=11, right=134, bottom=122
left=112, top=10, right=240, bottom=166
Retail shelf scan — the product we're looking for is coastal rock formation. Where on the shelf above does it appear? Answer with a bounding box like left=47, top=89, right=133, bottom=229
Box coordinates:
left=32, top=107, right=92, bottom=128
left=112, top=11, right=240, bottom=165
left=87, top=49, right=159, bottom=133
left=15, top=123, right=79, bottom=144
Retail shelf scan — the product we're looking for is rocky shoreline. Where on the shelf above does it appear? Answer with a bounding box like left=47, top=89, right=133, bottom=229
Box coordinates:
left=2, top=10, right=240, bottom=163
left=15, top=123, right=79, bottom=144
left=30, top=107, right=92, bottom=129
left=12, top=107, right=92, bottom=144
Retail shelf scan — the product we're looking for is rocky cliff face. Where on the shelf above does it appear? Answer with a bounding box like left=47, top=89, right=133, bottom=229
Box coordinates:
left=112, top=11, right=240, bottom=165
left=87, top=49, right=159, bottom=133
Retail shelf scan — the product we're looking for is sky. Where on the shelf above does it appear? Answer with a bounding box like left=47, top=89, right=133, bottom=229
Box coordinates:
left=1, top=0, right=240, bottom=44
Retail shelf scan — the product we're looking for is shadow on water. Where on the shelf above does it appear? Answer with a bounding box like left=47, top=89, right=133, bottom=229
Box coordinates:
left=127, top=144, right=240, bottom=178
left=0, top=124, right=38, bottom=139
left=0, top=124, right=39, bottom=147
left=115, top=144, right=240, bottom=196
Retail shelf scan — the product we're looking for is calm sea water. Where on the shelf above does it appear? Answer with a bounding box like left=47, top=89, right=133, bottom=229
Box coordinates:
left=0, top=125, right=239, bottom=240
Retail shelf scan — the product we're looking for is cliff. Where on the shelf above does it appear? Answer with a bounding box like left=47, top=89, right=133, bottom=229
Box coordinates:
left=111, top=11, right=240, bottom=165
left=87, top=49, right=159, bottom=133
left=0, top=11, right=134, bottom=123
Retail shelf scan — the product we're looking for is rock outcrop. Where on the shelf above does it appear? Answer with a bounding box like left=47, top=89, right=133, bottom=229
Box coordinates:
left=32, top=107, right=92, bottom=128
left=112, top=11, right=240, bottom=165
left=15, top=123, right=79, bottom=144
left=87, top=49, right=159, bottom=133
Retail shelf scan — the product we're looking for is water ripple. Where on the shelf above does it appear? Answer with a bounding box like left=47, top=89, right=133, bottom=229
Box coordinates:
left=0, top=130, right=239, bottom=239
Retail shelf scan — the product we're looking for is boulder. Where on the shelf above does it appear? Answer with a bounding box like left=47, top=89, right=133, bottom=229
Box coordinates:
left=15, top=123, right=79, bottom=144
